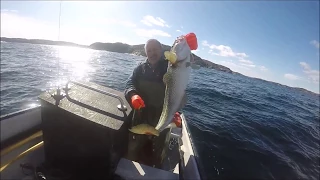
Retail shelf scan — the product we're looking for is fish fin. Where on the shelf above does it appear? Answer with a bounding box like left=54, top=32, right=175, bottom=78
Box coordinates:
left=128, top=125, right=140, bottom=134
left=164, top=122, right=177, bottom=129
left=164, top=51, right=177, bottom=64
left=191, top=64, right=201, bottom=70
left=128, top=128, right=138, bottom=134
left=163, top=72, right=170, bottom=84
left=157, top=123, right=175, bottom=133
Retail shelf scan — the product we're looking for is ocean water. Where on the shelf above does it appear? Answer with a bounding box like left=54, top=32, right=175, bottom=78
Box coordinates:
left=1, top=42, right=319, bottom=180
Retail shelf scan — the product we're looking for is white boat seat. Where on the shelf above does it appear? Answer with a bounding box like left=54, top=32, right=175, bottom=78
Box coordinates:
left=115, top=158, right=179, bottom=180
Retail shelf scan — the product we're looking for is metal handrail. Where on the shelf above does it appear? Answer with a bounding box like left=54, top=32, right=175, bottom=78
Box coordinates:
left=65, top=81, right=127, bottom=112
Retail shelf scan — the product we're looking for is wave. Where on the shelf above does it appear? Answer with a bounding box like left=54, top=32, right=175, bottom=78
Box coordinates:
left=1, top=42, right=319, bottom=180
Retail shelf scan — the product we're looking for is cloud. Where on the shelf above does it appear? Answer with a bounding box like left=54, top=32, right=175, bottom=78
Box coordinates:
left=284, top=73, right=300, bottom=80
left=202, top=40, right=248, bottom=59
left=140, top=15, right=170, bottom=28
left=202, top=40, right=210, bottom=47
left=238, top=59, right=258, bottom=68
left=1, top=11, right=57, bottom=40
left=1, top=9, right=18, bottom=13
left=220, top=60, right=250, bottom=71
left=240, top=63, right=256, bottom=68
left=239, top=59, right=253, bottom=64
left=202, top=40, right=260, bottom=70
left=114, top=20, right=136, bottom=28
left=210, top=45, right=248, bottom=58
left=299, top=62, right=319, bottom=84
left=82, top=17, right=136, bottom=28
left=310, top=40, right=319, bottom=49
left=0, top=11, right=141, bottom=45
left=141, top=19, right=152, bottom=26
left=135, top=29, right=171, bottom=38
left=217, top=59, right=274, bottom=82
left=300, top=62, right=310, bottom=69
left=259, top=66, right=268, bottom=72
left=176, top=29, right=186, bottom=35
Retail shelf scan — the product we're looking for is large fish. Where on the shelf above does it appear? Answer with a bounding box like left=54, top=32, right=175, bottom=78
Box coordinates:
left=129, top=35, right=199, bottom=136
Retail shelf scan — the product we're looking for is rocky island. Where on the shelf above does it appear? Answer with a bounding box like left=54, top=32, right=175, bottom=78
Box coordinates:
left=89, top=42, right=233, bottom=73
left=1, top=37, right=87, bottom=48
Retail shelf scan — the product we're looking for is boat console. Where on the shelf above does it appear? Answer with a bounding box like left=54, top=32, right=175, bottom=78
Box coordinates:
left=38, top=80, right=132, bottom=179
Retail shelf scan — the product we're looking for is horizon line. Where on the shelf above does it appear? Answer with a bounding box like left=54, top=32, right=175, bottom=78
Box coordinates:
left=1, top=36, right=319, bottom=95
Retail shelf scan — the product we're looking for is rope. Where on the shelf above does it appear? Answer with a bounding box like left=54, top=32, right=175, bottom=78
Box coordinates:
left=0, top=130, right=43, bottom=157
left=0, top=141, right=44, bottom=172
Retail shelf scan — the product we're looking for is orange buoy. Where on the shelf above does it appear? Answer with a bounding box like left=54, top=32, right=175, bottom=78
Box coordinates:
left=185, top=32, right=198, bottom=50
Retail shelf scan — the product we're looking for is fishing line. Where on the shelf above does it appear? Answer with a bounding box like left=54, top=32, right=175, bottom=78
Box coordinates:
left=57, top=0, right=62, bottom=90
left=58, top=1, right=62, bottom=41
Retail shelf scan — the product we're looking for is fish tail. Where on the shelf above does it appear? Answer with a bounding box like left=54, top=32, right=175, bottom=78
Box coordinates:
left=129, top=123, right=160, bottom=136
left=155, top=112, right=168, bottom=130
left=157, top=113, right=174, bottom=132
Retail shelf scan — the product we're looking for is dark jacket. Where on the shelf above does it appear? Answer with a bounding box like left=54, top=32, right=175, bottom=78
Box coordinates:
left=124, top=58, right=168, bottom=106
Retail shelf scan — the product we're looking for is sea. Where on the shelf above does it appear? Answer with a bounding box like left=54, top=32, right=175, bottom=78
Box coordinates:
left=1, top=42, right=319, bottom=180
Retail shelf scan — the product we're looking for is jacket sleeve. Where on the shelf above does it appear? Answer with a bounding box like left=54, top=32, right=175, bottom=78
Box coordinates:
left=124, top=66, right=140, bottom=104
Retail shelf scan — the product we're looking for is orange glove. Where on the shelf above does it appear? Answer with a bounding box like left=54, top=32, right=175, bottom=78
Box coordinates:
left=131, top=95, right=145, bottom=110
left=184, top=32, right=198, bottom=50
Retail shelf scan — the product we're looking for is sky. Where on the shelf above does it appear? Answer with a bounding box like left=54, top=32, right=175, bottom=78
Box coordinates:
left=1, top=1, right=319, bottom=93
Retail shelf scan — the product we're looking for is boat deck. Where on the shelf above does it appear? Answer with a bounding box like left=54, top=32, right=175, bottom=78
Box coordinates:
left=1, top=127, right=181, bottom=180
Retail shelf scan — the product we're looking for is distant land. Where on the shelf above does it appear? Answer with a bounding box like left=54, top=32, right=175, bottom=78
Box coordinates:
left=1, top=37, right=318, bottom=95
left=1, top=37, right=233, bottom=73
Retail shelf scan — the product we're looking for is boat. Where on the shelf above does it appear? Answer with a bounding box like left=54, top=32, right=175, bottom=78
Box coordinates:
left=0, top=80, right=205, bottom=180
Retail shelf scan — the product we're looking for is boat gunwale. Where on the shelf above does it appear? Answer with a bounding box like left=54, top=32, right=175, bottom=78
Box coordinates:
left=0, top=105, right=41, bottom=121
left=181, top=113, right=207, bottom=180
left=0, top=106, right=42, bottom=151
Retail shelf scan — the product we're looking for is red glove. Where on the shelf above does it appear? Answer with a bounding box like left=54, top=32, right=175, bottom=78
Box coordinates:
left=131, top=95, right=145, bottom=110
left=172, top=112, right=182, bottom=127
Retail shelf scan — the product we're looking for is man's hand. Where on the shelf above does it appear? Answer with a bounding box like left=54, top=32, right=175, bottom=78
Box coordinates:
left=131, top=95, right=145, bottom=110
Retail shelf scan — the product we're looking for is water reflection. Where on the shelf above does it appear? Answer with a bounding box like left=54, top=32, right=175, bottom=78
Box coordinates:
left=25, top=102, right=40, bottom=108
left=49, top=46, right=96, bottom=88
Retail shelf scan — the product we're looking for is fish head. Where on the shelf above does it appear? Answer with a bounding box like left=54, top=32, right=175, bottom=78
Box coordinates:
left=164, top=36, right=191, bottom=67
left=172, top=35, right=191, bottom=63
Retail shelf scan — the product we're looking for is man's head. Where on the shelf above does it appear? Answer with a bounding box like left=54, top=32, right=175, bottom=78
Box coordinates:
left=144, top=39, right=163, bottom=65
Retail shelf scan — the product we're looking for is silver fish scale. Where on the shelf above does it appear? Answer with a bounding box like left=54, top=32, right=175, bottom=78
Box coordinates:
left=155, top=57, right=191, bottom=131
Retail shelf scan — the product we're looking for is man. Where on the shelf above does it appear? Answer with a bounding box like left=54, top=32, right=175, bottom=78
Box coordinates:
left=124, top=39, right=172, bottom=167
left=125, top=39, right=167, bottom=123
